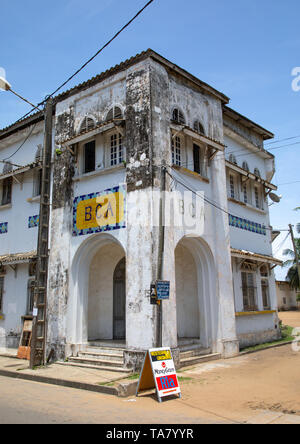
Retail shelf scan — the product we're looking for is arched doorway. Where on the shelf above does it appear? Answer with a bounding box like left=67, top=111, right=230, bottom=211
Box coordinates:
left=68, top=234, right=126, bottom=347
left=175, top=236, right=217, bottom=349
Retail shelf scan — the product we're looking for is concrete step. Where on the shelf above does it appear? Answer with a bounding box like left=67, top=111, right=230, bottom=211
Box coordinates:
left=179, top=347, right=212, bottom=360
left=85, top=346, right=126, bottom=355
left=68, top=356, right=124, bottom=369
left=179, top=353, right=221, bottom=368
left=57, top=360, right=131, bottom=374
left=78, top=351, right=124, bottom=363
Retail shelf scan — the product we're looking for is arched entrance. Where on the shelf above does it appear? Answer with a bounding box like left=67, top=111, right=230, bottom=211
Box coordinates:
left=175, top=236, right=217, bottom=349
left=68, top=234, right=126, bottom=347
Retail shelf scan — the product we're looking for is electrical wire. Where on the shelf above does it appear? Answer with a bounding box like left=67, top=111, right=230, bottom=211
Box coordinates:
left=36, top=0, right=155, bottom=106
left=166, top=165, right=289, bottom=233
left=0, top=0, right=155, bottom=162
left=265, top=135, right=300, bottom=145
left=2, top=123, right=37, bottom=161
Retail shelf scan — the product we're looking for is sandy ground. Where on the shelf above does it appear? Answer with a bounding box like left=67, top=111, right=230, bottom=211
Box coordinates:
left=278, top=310, right=300, bottom=328
left=176, top=343, right=300, bottom=423
left=0, top=343, right=300, bottom=423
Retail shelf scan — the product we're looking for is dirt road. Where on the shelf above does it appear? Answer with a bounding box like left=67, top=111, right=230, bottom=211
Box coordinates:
left=179, top=343, right=300, bottom=423
left=278, top=310, right=300, bottom=328
left=1, top=343, right=300, bottom=424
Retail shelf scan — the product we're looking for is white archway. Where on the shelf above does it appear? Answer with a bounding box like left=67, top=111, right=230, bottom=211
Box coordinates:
left=67, top=234, right=126, bottom=347
left=175, top=236, right=218, bottom=349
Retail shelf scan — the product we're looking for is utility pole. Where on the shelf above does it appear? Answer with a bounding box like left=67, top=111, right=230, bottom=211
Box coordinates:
left=30, top=98, right=53, bottom=368
left=156, top=162, right=166, bottom=348
left=289, top=224, right=300, bottom=284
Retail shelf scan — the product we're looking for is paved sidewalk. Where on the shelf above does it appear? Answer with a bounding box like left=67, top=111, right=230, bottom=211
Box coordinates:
left=0, top=352, right=135, bottom=397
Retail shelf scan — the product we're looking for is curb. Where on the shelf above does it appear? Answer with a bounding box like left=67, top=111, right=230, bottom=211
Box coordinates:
left=240, top=340, right=294, bottom=356
left=0, top=368, right=120, bottom=396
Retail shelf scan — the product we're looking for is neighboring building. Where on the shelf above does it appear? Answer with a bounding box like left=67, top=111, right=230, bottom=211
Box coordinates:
left=0, top=50, right=282, bottom=369
left=276, top=281, right=299, bottom=311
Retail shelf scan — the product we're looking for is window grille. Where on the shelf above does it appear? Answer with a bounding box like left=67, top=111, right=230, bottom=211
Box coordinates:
left=254, top=168, right=261, bottom=177
left=229, top=154, right=237, bottom=165
left=241, top=271, right=257, bottom=311
left=110, top=133, right=124, bottom=166
left=172, top=108, right=185, bottom=125
left=79, top=117, right=96, bottom=134
left=229, top=175, right=235, bottom=199
left=193, top=120, right=205, bottom=135
left=106, top=107, right=123, bottom=121
left=172, top=136, right=182, bottom=166
left=0, top=276, right=4, bottom=313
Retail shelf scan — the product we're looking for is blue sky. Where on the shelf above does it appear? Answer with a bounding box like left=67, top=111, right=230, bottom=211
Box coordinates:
left=0, top=0, right=299, bottom=278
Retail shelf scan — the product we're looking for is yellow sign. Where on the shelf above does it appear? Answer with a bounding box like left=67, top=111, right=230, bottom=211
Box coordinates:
left=73, top=186, right=126, bottom=236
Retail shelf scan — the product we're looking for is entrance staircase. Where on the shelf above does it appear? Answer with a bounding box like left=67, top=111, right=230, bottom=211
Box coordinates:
left=179, top=339, right=221, bottom=368
left=62, top=341, right=132, bottom=374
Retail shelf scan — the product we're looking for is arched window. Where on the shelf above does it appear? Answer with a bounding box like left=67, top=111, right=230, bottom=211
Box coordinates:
left=193, top=120, right=205, bottom=135
left=172, top=108, right=186, bottom=125
left=242, top=161, right=249, bottom=172
left=106, top=106, right=123, bottom=122
left=229, top=154, right=237, bottom=165
left=254, top=168, right=261, bottom=177
left=79, top=116, right=96, bottom=134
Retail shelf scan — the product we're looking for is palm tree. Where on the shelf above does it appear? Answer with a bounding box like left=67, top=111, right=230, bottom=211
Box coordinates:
left=283, top=208, right=300, bottom=290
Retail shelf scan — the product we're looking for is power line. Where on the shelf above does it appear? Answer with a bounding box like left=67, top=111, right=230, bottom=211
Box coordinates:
left=166, top=166, right=289, bottom=233
left=2, top=123, right=37, bottom=161
left=0, top=0, right=155, bottom=162
left=265, top=135, right=300, bottom=145
left=37, top=0, right=155, bottom=106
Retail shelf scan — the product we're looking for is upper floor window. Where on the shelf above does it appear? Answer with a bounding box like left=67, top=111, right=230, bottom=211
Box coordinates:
left=242, top=161, right=249, bottom=172
left=193, top=120, right=205, bottom=135
left=242, top=183, right=248, bottom=204
left=172, top=108, right=186, bottom=125
left=172, top=136, right=182, bottom=166
left=193, top=144, right=207, bottom=177
left=106, top=106, right=123, bottom=122
left=229, top=154, right=237, bottom=165
left=83, top=140, right=96, bottom=173
left=110, top=133, right=124, bottom=166
left=79, top=116, right=96, bottom=134
left=254, top=168, right=261, bottom=177
left=1, top=177, right=12, bottom=206
left=229, top=174, right=236, bottom=199
left=254, top=186, right=261, bottom=209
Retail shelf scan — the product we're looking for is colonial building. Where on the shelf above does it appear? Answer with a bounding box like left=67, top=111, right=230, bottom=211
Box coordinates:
left=0, top=50, right=282, bottom=370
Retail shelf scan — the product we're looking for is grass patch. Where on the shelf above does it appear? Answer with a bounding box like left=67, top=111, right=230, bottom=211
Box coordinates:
left=127, top=373, right=140, bottom=380
left=98, top=381, right=115, bottom=387
left=240, top=325, right=296, bottom=353
left=178, top=376, right=193, bottom=382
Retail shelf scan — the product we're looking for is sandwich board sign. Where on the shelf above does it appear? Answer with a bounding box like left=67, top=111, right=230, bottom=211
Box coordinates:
left=136, top=347, right=181, bottom=403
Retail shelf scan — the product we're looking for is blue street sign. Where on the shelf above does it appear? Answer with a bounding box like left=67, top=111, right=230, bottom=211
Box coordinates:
left=156, top=280, right=170, bottom=300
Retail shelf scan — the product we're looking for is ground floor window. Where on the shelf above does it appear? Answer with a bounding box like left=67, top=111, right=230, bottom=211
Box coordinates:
left=241, top=271, right=257, bottom=311
left=260, top=266, right=270, bottom=310
left=27, top=279, right=35, bottom=316
left=0, top=276, right=4, bottom=313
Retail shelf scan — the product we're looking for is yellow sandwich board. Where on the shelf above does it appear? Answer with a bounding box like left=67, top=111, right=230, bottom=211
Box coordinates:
left=136, top=347, right=181, bottom=403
